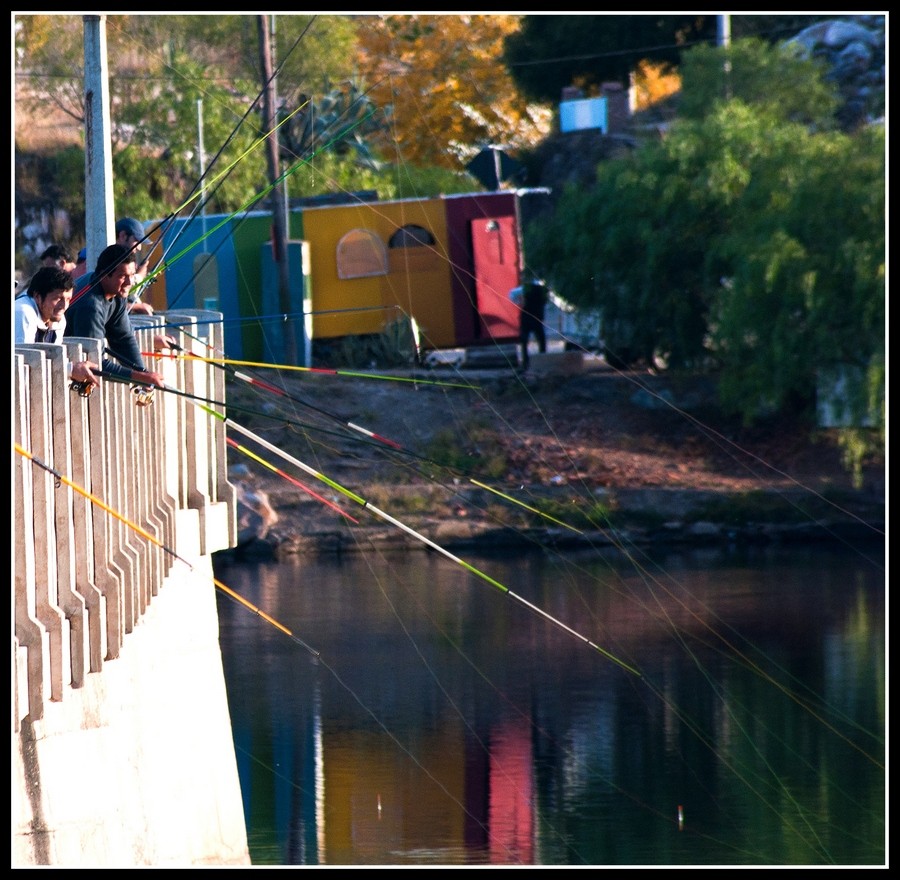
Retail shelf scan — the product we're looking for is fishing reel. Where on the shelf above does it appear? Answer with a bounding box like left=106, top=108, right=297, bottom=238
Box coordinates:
left=131, top=384, right=155, bottom=408
left=69, top=379, right=95, bottom=399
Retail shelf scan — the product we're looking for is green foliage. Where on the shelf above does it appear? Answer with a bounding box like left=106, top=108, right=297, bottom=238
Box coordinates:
left=525, top=38, right=884, bottom=458
left=112, top=52, right=268, bottom=220
left=677, top=37, right=839, bottom=126
left=281, top=79, right=389, bottom=176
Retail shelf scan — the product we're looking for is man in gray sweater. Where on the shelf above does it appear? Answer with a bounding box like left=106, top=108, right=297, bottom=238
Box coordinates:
left=64, top=243, right=166, bottom=388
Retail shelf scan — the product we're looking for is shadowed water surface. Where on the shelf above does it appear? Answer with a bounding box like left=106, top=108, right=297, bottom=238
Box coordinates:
left=214, top=541, right=885, bottom=866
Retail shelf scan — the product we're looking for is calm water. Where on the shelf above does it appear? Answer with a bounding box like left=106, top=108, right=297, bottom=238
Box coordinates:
left=214, top=539, right=885, bottom=867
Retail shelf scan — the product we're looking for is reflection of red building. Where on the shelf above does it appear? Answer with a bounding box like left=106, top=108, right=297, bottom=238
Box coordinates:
left=317, top=712, right=535, bottom=865
left=488, top=719, right=535, bottom=864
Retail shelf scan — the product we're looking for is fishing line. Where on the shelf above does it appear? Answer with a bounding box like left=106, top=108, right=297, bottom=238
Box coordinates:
left=94, top=355, right=622, bottom=567
left=179, top=364, right=597, bottom=540
left=226, top=436, right=359, bottom=524
left=144, top=109, right=379, bottom=305
left=17, top=437, right=528, bottom=859
left=191, top=399, right=641, bottom=675
left=139, top=344, right=603, bottom=539
left=160, top=71, right=395, bottom=309
left=342, top=541, right=593, bottom=864
left=107, top=14, right=320, bottom=297
left=14, top=442, right=318, bottom=655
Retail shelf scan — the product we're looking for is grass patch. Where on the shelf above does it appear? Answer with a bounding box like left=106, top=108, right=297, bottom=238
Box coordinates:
left=523, top=496, right=616, bottom=530
left=424, top=424, right=509, bottom=480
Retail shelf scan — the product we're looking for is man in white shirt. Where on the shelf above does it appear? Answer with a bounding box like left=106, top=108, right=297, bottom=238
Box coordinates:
left=14, top=265, right=100, bottom=390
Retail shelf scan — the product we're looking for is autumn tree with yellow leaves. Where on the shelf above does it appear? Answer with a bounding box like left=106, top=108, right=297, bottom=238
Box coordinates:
left=355, top=14, right=552, bottom=171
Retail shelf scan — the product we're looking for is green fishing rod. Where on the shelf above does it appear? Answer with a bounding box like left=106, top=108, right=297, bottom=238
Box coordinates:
left=143, top=108, right=378, bottom=298
left=191, top=400, right=642, bottom=676
left=145, top=348, right=588, bottom=536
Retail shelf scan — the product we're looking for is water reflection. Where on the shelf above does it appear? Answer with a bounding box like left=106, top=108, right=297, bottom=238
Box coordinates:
left=215, top=542, right=885, bottom=866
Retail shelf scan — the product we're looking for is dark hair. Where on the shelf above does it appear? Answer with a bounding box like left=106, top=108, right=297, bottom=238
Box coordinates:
left=95, top=243, right=136, bottom=278
left=40, top=244, right=72, bottom=264
left=28, top=266, right=74, bottom=298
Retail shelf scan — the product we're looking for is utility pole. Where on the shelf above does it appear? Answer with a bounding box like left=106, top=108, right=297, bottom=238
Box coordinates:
left=83, top=15, right=114, bottom=269
left=718, top=13, right=732, bottom=100
left=197, top=98, right=207, bottom=250
left=257, top=14, right=297, bottom=365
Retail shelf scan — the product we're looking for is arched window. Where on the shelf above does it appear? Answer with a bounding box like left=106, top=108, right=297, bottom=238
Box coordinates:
left=336, top=229, right=388, bottom=279
left=388, top=224, right=435, bottom=248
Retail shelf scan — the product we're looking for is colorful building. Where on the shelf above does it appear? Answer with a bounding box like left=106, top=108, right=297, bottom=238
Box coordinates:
left=146, top=190, right=542, bottom=364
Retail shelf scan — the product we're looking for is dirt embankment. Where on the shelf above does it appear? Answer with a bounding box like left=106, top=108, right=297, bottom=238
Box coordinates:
left=218, top=362, right=885, bottom=560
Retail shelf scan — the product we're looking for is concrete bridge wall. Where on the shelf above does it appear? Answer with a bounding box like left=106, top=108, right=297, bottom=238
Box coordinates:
left=12, top=311, right=250, bottom=866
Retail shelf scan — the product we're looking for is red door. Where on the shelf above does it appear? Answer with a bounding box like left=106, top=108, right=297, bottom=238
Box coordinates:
left=470, top=216, right=520, bottom=342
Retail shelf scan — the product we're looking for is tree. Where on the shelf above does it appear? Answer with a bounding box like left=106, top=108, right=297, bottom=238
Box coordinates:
left=676, top=37, right=838, bottom=126
left=504, top=15, right=717, bottom=101
left=524, top=38, right=884, bottom=450
left=503, top=14, right=835, bottom=103
left=355, top=14, right=553, bottom=170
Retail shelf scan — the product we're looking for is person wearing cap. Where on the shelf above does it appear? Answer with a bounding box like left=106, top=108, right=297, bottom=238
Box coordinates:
left=72, top=247, right=88, bottom=281
left=14, top=265, right=101, bottom=390
left=115, top=217, right=154, bottom=315
left=63, top=243, right=166, bottom=389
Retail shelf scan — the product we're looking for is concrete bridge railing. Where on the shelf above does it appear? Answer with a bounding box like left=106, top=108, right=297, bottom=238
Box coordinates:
left=12, top=310, right=250, bottom=867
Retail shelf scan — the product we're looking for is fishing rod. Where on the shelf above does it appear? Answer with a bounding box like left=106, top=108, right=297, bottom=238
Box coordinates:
left=166, top=351, right=478, bottom=389
left=15, top=434, right=534, bottom=852
left=141, top=347, right=588, bottom=536
left=192, top=400, right=641, bottom=676
left=14, top=442, right=319, bottom=657
left=156, top=342, right=404, bottom=450
left=226, top=435, right=359, bottom=524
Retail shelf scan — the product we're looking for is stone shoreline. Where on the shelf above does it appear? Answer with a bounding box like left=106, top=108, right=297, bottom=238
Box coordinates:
left=215, top=487, right=885, bottom=563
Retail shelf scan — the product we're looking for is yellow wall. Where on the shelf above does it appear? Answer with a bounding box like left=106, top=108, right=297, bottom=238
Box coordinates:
left=301, top=198, right=457, bottom=347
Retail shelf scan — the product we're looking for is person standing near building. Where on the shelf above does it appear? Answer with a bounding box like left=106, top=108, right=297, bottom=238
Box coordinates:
left=516, top=275, right=548, bottom=372
left=14, top=265, right=101, bottom=390
left=64, top=243, right=166, bottom=388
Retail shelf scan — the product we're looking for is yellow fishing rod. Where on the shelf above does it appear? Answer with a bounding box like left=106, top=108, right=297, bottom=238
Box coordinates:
left=14, top=442, right=320, bottom=658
